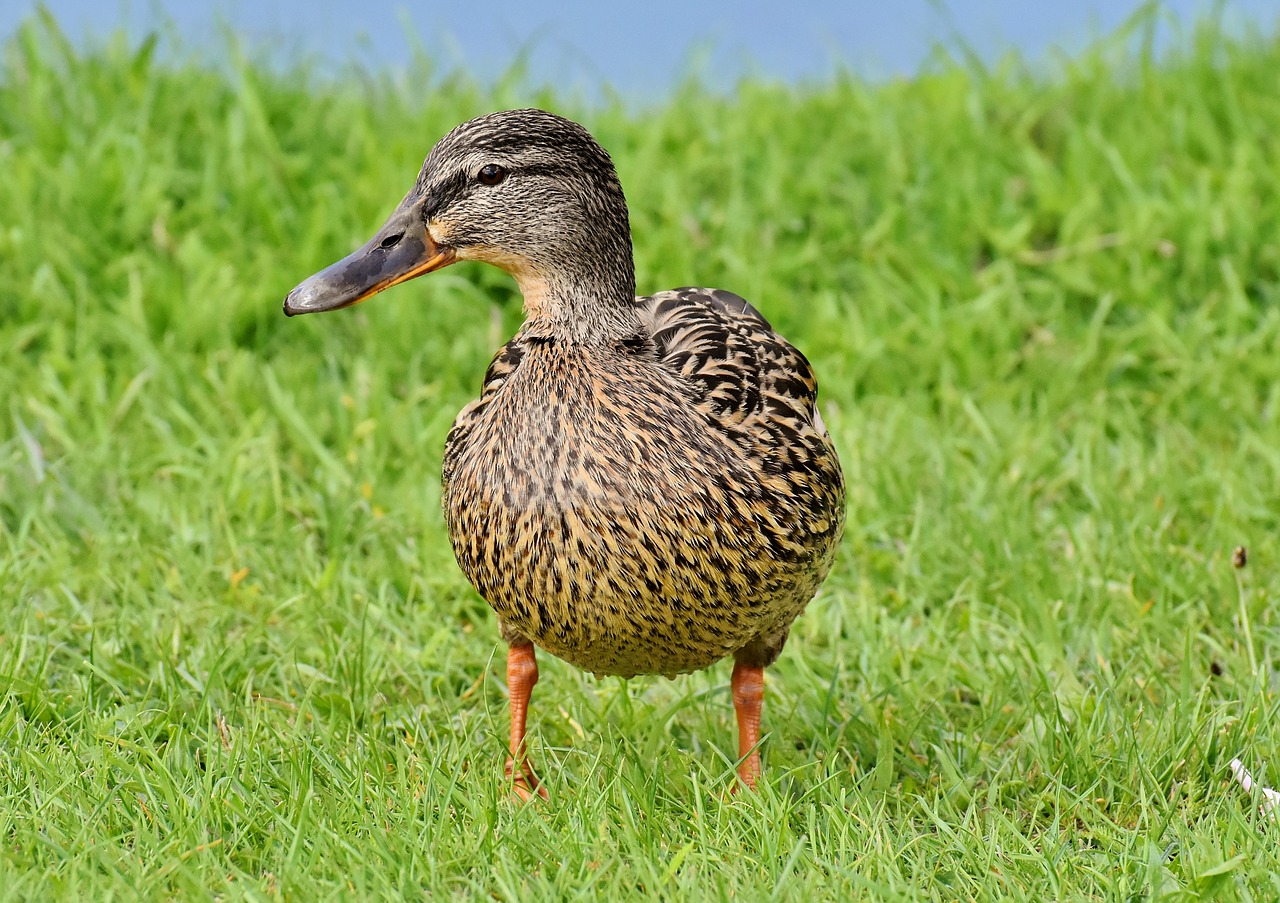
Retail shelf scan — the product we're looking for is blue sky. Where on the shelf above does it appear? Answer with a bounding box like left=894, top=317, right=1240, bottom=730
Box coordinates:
left=2, top=1, right=1277, bottom=96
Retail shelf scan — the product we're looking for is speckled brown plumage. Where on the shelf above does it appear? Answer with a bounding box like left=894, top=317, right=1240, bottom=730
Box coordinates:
left=284, top=108, right=845, bottom=794
left=443, top=286, right=844, bottom=678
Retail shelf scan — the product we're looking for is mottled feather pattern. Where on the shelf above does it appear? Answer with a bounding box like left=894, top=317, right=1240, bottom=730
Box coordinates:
left=288, top=108, right=847, bottom=793
left=442, top=287, right=845, bottom=678
left=641, top=287, right=822, bottom=429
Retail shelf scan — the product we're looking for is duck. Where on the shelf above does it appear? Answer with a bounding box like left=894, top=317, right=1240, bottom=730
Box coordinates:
left=284, top=108, right=845, bottom=798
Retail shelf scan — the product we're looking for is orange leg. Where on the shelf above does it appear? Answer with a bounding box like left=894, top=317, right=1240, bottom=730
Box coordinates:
left=731, top=660, right=766, bottom=791
left=505, top=643, right=548, bottom=800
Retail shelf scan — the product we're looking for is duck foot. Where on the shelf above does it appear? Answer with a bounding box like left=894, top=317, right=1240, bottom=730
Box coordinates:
left=505, top=757, right=549, bottom=802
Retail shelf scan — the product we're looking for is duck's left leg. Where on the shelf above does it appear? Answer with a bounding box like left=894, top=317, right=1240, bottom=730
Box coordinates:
left=731, top=627, right=790, bottom=791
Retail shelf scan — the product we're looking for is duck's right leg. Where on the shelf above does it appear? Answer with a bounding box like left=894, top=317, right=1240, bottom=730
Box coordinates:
left=505, top=641, right=548, bottom=800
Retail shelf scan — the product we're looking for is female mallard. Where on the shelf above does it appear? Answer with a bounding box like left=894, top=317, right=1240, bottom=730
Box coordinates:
left=285, top=109, right=845, bottom=797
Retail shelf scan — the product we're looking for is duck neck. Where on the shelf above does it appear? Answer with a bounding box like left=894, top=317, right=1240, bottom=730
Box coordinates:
left=515, top=249, right=638, bottom=345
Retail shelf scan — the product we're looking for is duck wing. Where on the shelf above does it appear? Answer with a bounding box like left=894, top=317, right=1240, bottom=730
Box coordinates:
left=635, top=287, right=829, bottom=438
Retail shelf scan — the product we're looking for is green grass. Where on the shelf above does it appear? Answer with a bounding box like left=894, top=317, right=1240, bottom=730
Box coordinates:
left=3, top=7, right=1280, bottom=899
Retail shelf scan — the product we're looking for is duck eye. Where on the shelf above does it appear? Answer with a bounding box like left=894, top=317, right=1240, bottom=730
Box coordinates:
left=477, top=163, right=507, bottom=186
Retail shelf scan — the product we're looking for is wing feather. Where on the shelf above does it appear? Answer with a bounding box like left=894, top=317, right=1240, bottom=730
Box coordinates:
left=636, top=287, right=824, bottom=434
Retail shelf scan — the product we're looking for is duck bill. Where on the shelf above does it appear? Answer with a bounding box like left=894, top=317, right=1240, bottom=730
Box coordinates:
left=283, top=198, right=455, bottom=316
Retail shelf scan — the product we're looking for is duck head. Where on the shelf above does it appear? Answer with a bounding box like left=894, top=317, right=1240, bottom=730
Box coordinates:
left=284, top=108, right=638, bottom=341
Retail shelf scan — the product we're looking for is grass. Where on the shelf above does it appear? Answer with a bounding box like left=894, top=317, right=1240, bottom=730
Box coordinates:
left=3, top=7, right=1280, bottom=899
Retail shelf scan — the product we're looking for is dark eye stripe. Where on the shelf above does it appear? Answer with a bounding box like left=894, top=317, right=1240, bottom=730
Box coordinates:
left=421, top=170, right=469, bottom=218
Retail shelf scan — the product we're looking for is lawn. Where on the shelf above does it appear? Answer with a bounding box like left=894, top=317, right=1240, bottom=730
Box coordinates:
left=3, top=8, right=1280, bottom=900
